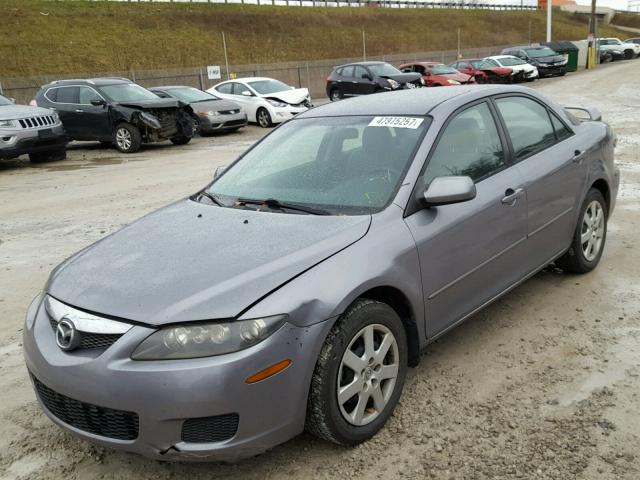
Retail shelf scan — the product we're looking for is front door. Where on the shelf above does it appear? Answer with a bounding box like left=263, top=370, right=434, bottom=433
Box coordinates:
left=353, top=66, right=377, bottom=95
left=76, top=86, right=112, bottom=140
left=404, top=101, right=529, bottom=337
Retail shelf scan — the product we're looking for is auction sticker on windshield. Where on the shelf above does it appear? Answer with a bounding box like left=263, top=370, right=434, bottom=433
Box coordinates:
left=368, top=117, right=424, bottom=129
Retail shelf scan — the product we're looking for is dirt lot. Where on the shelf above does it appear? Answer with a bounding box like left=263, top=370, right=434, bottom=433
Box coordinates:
left=1, top=61, right=639, bottom=480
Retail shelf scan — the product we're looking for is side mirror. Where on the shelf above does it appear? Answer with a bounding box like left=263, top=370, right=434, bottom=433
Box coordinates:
left=91, top=99, right=106, bottom=106
left=241, top=90, right=252, bottom=97
left=422, top=176, right=476, bottom=207
left=213, top=165, right=227, bottom=180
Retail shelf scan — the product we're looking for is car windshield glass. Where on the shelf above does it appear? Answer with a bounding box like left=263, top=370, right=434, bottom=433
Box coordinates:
left=431, top=65, right=459, bottom=74
left=248, top=80, right=290, bottom=95
left=472, top=60, right=496, bottom=68
left=100, top=83, right=160, bottom=102
left=368, top=63, right=402, bottom=76
left=0, top=95, right=11, bottom=106
left=166, top=87, right=218, bottom=103
left=525, top=47, right=557, bottom=58
left=207, top=116, right=430, bottom=215
left=498, top=57, right=526, bottom=66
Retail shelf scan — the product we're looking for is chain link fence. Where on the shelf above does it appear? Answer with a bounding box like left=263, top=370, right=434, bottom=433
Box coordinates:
left=0, top=45, right=510, bottom=104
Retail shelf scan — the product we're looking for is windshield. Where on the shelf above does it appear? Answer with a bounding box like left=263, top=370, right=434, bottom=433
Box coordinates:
left=472, top=59, right=497, bottom=68
left=368, top=63, right=402, bottom=76
left=525, top=47, right=557, bottom=58
left=0, top=95, right=12, bottom=106
left=248, top=79, right=290, bottom=95
left=166, top=87, right=218, bottom=103
left=207, top=116, right=429, bottom=215
left=498, top=57, right=526, bottom=66
left=431, top=65, right=459, bottom=75
left=100, top=83, right=160, bottom=103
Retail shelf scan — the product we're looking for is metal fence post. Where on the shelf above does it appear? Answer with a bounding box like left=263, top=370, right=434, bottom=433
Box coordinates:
left=199, top=68, right=204, bottom=90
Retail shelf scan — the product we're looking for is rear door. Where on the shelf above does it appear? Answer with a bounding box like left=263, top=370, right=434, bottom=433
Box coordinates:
left=404, top=100, right=528, bottom=337
left=493, top=95, right=587, bottom=270
left=49, top=86, right=82, bottom=136
left=339, top=66, right=357, bottom=96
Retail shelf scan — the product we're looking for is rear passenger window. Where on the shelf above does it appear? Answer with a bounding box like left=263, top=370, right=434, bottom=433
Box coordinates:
left=44, top=88, right=58, bottom=102
left=341, top=66, right=355, bottom=78
left=549, top=112, right=573, bottom=141
left=495, top=96, right=557, bottom=161
left=56, top=86, right=79, bottom=104
left=215, top=83, right=233, bottom=95
left=425, top=102, right=505, bottom=184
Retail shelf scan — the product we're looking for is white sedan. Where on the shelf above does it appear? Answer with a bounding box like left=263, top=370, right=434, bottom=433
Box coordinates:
left=484, top=55, right=538, bottom=82
left=208, top=77, right=312, bottom=128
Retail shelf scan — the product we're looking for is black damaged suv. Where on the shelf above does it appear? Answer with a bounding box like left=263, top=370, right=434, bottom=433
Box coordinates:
left=34, top=78, right=194, bottom=153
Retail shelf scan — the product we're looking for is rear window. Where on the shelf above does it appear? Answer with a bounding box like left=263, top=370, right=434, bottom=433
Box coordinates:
left=56, top=86, right=79, bottom=104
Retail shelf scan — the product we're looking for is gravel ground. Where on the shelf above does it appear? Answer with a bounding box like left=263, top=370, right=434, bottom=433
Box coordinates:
left=0, top=61, right=639, bottom=480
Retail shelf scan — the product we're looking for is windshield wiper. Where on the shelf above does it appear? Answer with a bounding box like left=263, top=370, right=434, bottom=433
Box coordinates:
left=198, top=191, right=225, bottom=207
left=236, top=197, right=331, bottom=215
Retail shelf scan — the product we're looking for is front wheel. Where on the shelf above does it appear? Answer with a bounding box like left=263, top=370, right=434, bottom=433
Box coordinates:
left=114, top=123, right=142, bottom=153
left=256, top=107, right=273, bottom=128
left=306, top=299, right=407, bottom=445
left=555, top=188, right=607, bottom=273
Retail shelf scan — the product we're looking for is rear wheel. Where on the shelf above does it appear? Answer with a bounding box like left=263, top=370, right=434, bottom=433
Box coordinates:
left=329, top=88, right=342, bottom=102
left=29, top=148, right=66, bottom=163
left=555, top=188, right=607, bottom=273
left=256, top=108, right=273, bottom=128
left=306, top=299, right=407, bottom=445
left=114, top=123, right=142, bottom=153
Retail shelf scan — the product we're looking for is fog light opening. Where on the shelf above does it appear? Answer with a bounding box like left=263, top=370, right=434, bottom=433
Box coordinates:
left=245, top=359, right=292, bottom=384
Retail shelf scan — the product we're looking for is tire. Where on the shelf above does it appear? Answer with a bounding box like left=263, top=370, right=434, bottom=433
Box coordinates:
left=170, top=135, right=191, bottom=145
left=306, top=299, right=407, bottom=445
left=555, top=188, right=607, bottom=274
left=113, top=123, right=142, bottom=153
left=29, top=148, right=66, bottom=163
left=525, top=78, right=535, bottom=82
left=329, top=89, right=342, bottom=102
left=256, top=108, right=273, bottom=128
left=624, top=49, right=633, bottom=60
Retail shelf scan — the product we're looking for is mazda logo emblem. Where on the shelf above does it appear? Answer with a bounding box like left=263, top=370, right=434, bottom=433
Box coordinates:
left=56, top=317, right=80, bottom=351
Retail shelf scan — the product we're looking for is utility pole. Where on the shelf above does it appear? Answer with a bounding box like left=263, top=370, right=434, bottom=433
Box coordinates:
left=221, top=31, right=230, bottom=80
left=587, top=0, right=597, bottom=68
left=457, top=27, right=461, bottom=59
left=362, top=28, right=367, bottom=61
left=528, top=19, right=532, bottom=46
left=546, top=0, right=552, bottom=42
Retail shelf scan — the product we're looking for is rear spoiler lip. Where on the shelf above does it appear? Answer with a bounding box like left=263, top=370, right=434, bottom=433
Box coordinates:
left=564, top=106, right=602, bottom=122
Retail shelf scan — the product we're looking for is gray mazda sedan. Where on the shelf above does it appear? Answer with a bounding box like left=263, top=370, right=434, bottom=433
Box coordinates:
left=24, top=85, right=619, bottom=461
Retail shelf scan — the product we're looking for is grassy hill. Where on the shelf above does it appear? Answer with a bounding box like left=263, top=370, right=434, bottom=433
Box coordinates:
left=0, top=0, right=628, bottom=77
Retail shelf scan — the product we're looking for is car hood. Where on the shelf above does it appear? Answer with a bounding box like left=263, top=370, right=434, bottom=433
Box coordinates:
left=261, top=88, right=309, bottom=105
left=0, top=104, right=55, bottom=120
left=115, top=98, right=185, bottom=110
left=47, top=200, right=371, bottom=325
left=435, top=72, right=472, bottom=83
left=380, top=72, right=422, bottom=84
left=189, top=99, right=241, bottom=112
left=531, top=55, right=565, bottom=64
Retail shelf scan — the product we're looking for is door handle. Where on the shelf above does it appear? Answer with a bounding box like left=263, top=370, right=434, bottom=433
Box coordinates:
left=501, top=187, right=525, bottom=205
left=572, top=149, right=585, bottom=163
left=74, top=109, right=84, bottom=113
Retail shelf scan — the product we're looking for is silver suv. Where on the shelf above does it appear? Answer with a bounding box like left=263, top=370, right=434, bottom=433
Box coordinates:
left=0, top=94, right=67, bottom=162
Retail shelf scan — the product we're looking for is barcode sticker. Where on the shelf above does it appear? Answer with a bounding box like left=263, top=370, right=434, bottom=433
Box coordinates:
left=368, top=116, right=424, bottom=129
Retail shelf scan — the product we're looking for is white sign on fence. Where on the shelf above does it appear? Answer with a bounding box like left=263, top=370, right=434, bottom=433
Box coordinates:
left=207, top=65, right=221, bottom=80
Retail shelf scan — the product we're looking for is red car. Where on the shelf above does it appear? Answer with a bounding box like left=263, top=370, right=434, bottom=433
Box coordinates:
left=449, top=58, right=513, bottom=84
left=399, top=62, right=475, bottom=86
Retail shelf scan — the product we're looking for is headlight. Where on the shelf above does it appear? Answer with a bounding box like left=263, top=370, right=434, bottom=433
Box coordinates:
left=267, top=99, right=288, bottom=108
left=386, top=79, right=400, bottom=89
left=0, top=119, right=15, bottom=128
left=131, top=315, right=287, bottom=360
left=139, top=111, right=161, bottom=129
left=447, top=79, right=461, bottom=85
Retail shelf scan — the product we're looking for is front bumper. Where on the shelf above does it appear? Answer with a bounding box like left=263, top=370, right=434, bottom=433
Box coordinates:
left=537, top=65, right=567, bottom=77
left=270, top=105, right=309, bottom=124
left=0, top=124, right=67, bottom=160
left=23, top=297, right=334, bottom=461
left=198, top=112, right=248, bottom=133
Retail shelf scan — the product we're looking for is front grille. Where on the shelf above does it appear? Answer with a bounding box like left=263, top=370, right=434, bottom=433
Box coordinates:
left=18, top=115, right=56, bottom=129
left=181, top=413, right=239, bottom=443
left=48, top=315, right=122, bottom=350
left=33, top=376, right=139, bottom=441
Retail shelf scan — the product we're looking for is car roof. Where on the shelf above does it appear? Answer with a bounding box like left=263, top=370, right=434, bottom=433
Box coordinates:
left=218, top=77, right=277, bottom=83
left=151, top=85, right=202, bottom=90
left=43, top=77, right=132, bottom=87
left=336, top=61, right=387, bottom=68
left=297, top=85, right=532, bottom=118
left=486, top=55, right=516, bottom=60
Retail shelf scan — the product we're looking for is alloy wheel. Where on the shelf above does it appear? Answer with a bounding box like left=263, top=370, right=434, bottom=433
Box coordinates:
left=115, top=128, right=132, bottom=151
left=331, top=90, right=341, bottom=101
left=337, top=323, right=399, bottom=426
left=581, top=200, right=605, bottom=261
left=258, top=110, right=270, bottom=128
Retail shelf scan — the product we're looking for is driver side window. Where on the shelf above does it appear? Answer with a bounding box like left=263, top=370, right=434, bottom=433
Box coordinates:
left=424, top=102, right=505, bottom=185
